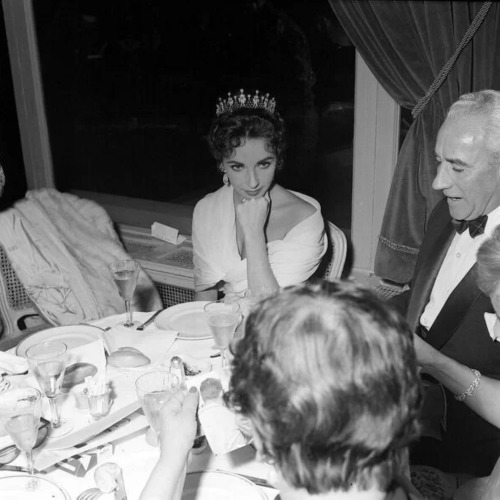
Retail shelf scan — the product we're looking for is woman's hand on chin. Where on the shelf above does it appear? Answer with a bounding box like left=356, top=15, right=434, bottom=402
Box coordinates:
left=237, top=196, right=270, bottom=237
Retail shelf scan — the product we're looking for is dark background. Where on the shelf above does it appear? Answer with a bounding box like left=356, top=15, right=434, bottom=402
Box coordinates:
left=1, top=0, right=355, bottom=228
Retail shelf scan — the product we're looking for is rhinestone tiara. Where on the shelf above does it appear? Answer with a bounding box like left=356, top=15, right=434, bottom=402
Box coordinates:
left=215, top=89, right=277, bottom=116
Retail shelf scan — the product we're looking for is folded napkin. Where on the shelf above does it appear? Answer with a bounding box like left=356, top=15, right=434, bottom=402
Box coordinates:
left=0, top=351, right=28, bottom=374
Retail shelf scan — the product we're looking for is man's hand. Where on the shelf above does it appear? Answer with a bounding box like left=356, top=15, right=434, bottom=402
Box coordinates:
left=159, top=387, right=199, bottom=459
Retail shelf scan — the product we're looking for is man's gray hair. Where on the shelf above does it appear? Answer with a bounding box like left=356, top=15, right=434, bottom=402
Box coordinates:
left=447, top=90, right=500, bottom=162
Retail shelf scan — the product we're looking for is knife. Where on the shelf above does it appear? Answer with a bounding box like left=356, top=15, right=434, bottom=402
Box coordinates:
left=0, top=465, right=46, bottom=474
left=136, top=308, right=168, bottom=331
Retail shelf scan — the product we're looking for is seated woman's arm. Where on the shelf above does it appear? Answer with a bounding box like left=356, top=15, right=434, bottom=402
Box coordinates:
left=414, top=334, right=500, bottom=429
left=238, top=196, right=279, bottom=294
left=140, top=387, right=199, bottom=500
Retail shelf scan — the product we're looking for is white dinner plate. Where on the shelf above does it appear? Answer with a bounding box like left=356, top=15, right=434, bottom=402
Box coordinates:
left=16, top=324, right=101, bottom=357
left=155, top=301, right=211, bottom=340
left=0, top=475, right=69, bottom=499
left=181, top=471, right=267, bottom=500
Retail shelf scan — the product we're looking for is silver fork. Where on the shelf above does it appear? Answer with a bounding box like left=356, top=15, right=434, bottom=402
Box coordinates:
left=76, top=488, right=104, bottom=500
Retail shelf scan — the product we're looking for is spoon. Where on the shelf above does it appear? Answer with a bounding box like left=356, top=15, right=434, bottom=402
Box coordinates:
left=0, top=465, right=47, bottom=474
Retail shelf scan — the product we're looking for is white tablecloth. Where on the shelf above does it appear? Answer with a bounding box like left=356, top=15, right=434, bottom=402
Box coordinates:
left=0, top=311, right=277, bottom=500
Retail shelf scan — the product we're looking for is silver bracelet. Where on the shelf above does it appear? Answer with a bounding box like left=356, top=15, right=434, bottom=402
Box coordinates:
left=454, top=368, right=482, bottom=402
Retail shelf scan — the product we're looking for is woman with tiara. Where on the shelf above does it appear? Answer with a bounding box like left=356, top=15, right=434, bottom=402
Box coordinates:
left=192, top=90, right=327, bottom=301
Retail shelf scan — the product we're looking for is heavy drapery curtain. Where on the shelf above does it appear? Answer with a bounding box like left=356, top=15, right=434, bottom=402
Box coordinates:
left=329, top=1, right=500, bottom=283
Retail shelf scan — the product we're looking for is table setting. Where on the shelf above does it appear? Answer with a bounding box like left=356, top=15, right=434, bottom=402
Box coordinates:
left=0, top=261, right=277, bottom=499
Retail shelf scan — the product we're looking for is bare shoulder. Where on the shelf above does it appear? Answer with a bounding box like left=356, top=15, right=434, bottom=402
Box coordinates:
left=273, top=186, right=316, bottom=220
left=268, top=186, right=317, bottom=238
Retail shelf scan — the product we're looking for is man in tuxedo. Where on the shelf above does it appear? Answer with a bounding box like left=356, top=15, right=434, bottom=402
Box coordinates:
left=396, top=90, right=500, bottom=476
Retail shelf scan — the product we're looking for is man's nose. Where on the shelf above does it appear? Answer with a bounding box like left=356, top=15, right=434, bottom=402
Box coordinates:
left=432, top=163, right=452, bottom=191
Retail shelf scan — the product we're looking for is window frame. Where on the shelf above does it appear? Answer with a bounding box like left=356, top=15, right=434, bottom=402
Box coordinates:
left=3, top=0, right=400, bottom=282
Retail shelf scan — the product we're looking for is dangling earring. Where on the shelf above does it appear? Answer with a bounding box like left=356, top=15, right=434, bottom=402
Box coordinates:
left=223, top=172, right=230, bottom=186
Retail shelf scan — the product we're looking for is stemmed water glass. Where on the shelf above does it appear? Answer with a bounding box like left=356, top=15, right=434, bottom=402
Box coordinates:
left=204, top=300, right=241, bottom=368
left=0, top=386, right=42, bottom=490
left=135, top=371, right=180, bottom=446
left=109, top=259, right=141, bottom=327
left=26, top=341, right=73, bottom=437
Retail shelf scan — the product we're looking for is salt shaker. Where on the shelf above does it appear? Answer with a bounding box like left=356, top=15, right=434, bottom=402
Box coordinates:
left=169, top=356, right=187, bottom=391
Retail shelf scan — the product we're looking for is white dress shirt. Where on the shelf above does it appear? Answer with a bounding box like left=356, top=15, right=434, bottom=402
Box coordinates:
left=484, top=313, right=500, bottom=342
left=420, top=206, right=500, bottom=330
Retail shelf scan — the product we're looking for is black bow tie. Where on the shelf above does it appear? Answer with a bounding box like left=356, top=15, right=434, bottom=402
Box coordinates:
left=451, top=215, right=488, bottom=238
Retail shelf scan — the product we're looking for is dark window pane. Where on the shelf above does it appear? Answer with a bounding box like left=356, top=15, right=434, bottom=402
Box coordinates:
left=0, top=4, right=26, bottom=209
left=34, top=0, right=354, bottom=228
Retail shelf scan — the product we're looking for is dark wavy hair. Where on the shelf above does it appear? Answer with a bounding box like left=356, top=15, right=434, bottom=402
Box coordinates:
left=208, top=107, right=287, bottom=170
left=225, top=280, right=422, bottom=495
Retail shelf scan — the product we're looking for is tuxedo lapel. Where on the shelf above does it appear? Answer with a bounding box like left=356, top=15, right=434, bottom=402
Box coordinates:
left=426, top=265, right=483, bottom=350
left=407, top=205, right=455, bottom=332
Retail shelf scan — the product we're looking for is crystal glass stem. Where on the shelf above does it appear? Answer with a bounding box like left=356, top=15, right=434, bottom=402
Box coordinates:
left=124, top=299, right=133, bottom=327
left=221, top=348, right=227, bottom=368
left=48, top=396, right=61, bottom=428
left=25, top=449, right=38, bottom=490
left=26, top=449, right=35, bottom=476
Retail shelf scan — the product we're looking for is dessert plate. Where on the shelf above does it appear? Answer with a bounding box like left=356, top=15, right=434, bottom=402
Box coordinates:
left=181, top=470, right=267, bottom=500
left=16, top=325, right=101, bottom=357
left=155, top=301, right=211, bottom=340
left=0, top=475, right=69, bottom=499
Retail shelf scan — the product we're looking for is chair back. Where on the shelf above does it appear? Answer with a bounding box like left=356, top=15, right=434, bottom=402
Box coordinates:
left=321, top=221, right=347, bottom=281
left=0, top=245, right=49, bottom=342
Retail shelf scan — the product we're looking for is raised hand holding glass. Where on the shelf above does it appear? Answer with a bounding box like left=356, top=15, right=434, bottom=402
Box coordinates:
left=135, top=371, right=180, bottom=447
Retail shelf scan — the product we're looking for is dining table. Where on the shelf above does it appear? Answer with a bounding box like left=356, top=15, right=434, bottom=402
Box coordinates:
left=0, top=309, right=278, bottom=500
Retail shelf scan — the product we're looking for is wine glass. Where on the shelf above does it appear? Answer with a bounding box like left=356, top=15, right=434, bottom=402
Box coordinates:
left=135, top=371, right=180, bottom=446
left=26, top=341, right=73, bottom=437
left=204, top=300, right=241, bottom=367
left=0, top=387, right=42, bottom=490
left=109, top=259, right=141, bottom=327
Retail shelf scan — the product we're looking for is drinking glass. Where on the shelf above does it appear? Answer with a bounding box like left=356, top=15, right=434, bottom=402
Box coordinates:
left=109, top=259, right=141, bottom=327
left=0, top=387, right=42, bottom=490
left=204, top=300, right=241, bottom=367
left=135, top=371, right=180, bottom=446
left=26, top=341, right=73, bottom=437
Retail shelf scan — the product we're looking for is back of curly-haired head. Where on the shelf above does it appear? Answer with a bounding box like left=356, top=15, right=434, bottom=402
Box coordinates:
left=208, top=107, right=287, bottom=170
left=226, top=280, right=422, bottom=495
